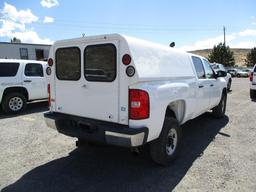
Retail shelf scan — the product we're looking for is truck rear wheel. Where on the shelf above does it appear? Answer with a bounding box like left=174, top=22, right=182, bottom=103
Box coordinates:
left=212, top=91, right=227, bottom=118
left=2, top=92, right=27, bottom=114
left=149, top=117, right=182, bottom=166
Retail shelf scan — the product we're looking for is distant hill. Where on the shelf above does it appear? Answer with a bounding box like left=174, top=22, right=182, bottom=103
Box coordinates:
left=190, top=48, right=250, bottom=66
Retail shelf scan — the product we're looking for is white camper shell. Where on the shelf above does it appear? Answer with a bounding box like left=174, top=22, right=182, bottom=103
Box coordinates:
left=44, top=34, right=227, bottom=165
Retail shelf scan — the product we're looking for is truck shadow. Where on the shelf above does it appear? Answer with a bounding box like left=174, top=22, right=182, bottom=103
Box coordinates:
left=0, top=101, right=48, bottom=119
left=2, top=113, right=229, bottom=192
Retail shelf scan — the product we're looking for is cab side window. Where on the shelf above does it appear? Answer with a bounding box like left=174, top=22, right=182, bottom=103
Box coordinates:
left=25, top=63, right=43, bottom=77
left=192, top=56, right=205, bottom=79
left=0, top=63, right=20, bottom=77
left=203, top=59, right=215, bottom=79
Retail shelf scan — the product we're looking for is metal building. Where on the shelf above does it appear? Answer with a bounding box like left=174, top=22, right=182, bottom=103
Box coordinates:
left=0, top=42, right=51, bottom=61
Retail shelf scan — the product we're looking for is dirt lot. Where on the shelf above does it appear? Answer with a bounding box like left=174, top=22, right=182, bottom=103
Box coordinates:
left=0, top=78, right=256, bottom=192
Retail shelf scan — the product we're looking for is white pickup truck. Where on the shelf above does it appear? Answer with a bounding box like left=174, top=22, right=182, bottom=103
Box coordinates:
left=0, top=59, right=48, bottom=113
left=44, top=34, right=227, bottom=165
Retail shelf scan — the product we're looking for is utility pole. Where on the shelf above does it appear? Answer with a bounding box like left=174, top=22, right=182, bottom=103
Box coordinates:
left=223, top=26, right=226, bottom=45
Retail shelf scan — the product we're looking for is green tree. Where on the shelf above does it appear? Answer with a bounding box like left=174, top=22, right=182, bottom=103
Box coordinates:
left=10, top=37, right=21, bottom=43
left=245, top=47, right=256, bottom=67
left=208, top=43, right=235, bottom=67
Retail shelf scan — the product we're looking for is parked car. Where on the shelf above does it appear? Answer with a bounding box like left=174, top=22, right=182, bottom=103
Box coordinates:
left=227, top=69, right=237, bottom=77
left=44, top=34, right=227, bottom=165
left=0, top=59, right=48, bottom=113
left=249, top=64, right=256, bottom=100
left=236, top=69, right=249, bottom=77
left=211, top=63, right=232, bottom=91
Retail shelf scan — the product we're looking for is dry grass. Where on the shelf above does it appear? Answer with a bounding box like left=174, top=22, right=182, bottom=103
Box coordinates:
left=190, top=48, right=250, bottom=66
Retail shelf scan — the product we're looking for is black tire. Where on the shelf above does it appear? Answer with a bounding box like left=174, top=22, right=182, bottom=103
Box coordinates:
left=149, top=117, right=182, bottom=166
left=227, top=79, right=232, bottom=91
left=212, top=91, right=227, bottom=118
left=250, top=89, right=256, bottom=100
left=1, top=92, right=27, bottom=114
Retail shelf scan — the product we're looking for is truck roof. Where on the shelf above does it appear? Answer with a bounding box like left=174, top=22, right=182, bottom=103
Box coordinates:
left=53, top=34, right=195, bottom=80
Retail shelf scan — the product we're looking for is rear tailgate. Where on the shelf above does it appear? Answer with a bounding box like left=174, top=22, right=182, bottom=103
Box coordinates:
left=54, top=41, right=120, bottom=123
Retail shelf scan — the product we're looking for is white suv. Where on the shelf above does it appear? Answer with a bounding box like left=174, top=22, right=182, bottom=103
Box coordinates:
left=0, top=59, right=48, bottom=114
left=250, top=64, right=256, bottom=100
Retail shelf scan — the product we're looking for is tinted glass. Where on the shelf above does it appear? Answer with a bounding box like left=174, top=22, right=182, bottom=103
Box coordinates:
left=84, top=44, right=116, bottom=82
left=0, top=62, right=20, bottom=77
left=20, top=48, right=28, bottom=59
left=192, top=56, right=205, bottom=79
left=56, top=47, right=81, bottom=80
left=25, top=63, right=43, bottom=77
left=203, top=59, right=215, bottom=79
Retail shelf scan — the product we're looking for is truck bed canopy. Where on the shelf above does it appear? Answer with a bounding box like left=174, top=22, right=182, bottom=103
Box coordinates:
left=123, top=35, right=195, bottom=79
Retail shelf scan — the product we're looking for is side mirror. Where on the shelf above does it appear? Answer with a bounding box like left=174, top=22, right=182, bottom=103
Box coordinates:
left=216, top=70, right=227, bottom=78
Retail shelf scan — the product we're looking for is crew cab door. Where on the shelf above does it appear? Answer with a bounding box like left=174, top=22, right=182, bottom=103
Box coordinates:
left=55, top=41, right=119, bottom=123
left=23, top=63, right=47, bottom=100
left=191, top=56, right=211, bottom=115
left=202, top=59, right=222, bottom=108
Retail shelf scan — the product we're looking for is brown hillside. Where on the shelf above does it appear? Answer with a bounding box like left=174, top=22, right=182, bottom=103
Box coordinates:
left=190, top=49, right=250, bottom=66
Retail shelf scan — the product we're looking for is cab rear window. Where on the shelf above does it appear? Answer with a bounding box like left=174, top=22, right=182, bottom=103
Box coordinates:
left=56, top=47, right=81, bottom=80
left=0, top=62, right=19, bottom=77
left=84, top=44, right=116, bottom=82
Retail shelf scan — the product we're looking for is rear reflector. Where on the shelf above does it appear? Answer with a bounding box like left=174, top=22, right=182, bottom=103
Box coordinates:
left=129, top=89, right=149, bottom=120
left=47, top=84, right=51, bottom=107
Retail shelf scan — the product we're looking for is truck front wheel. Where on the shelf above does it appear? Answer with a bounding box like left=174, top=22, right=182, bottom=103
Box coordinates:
left=149, top=117, right=182, bottom=166
left=212, top=91, right=227, bottom=118
left=227, top=79, right=232, bottom=91
left=2, top=92, right=27, bottom=114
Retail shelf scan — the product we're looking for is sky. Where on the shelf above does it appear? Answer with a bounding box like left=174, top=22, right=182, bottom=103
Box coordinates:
left=0, top=0, right=255, bottom=51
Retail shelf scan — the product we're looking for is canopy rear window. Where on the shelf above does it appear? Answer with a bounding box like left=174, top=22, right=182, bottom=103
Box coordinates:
left=84, top=44, right=116, bottom=82
left=56, top=47, right=81, bottom=81
left=0, top=62, right=19, bottom=77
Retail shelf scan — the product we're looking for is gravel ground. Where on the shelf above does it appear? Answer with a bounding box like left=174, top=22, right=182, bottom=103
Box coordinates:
left=0, top=78, right=256, bottom=192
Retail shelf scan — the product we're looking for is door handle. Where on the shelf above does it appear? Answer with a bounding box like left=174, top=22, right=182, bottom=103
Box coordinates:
left=82, top=84, right=87, bottom=88
left=199, top=85, right=204, bottom=88
left=24, top=80, right=32, bottom=83
left=210, top=84, right=214, bottom=87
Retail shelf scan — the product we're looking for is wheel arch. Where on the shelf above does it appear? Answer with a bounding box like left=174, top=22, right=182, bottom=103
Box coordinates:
left=3, top=87, right=29, bottom=101
left=165, top=100, right=186, bottom=124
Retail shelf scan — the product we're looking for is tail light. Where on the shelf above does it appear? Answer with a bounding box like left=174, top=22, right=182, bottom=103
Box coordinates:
left=48, top=58, right=53, bottom=66
left=249, top=72, right=253, bottom=81
left=122, top=54, right=131, bottom=65
left=129, top=89, right=149, bottom=120
left=47, top=84, right=51, bottom=107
